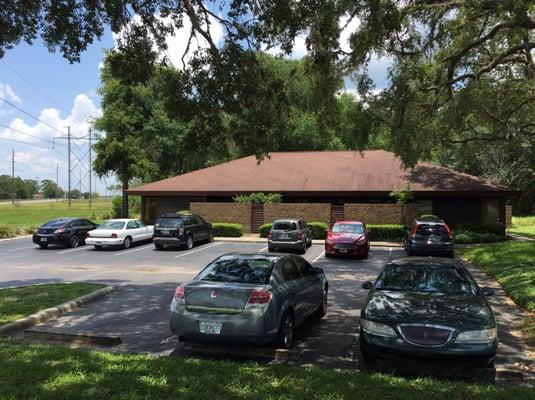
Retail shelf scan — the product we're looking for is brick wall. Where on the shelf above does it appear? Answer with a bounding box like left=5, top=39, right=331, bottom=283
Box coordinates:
left=264, top=203, right=331, bottom=225
left=344, top=203, right=418, bottom=225
left=506, top=205, right=512, bottom=228
left=190, top=202, right=252, bottom=232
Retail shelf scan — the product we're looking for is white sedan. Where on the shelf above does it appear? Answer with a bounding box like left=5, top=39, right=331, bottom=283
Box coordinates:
left=85, top=219, right=154, bottom=249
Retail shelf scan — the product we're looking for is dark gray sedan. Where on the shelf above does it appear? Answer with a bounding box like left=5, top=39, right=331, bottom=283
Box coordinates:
left=170, top=253, right=328, bottom=349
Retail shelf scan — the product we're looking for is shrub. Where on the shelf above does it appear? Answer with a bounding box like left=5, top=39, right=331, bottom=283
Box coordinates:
left=233, top=192, right=282, bottom=204
left=259, top=223, right=272, bottom=238
left=454, top=233, right=472, bottom=244
left=455, top=222, right=505, bottom=236
left=111, top=196, right=122, bottom=218
left=25, top=225, right=37, bottom=234
left=308, top=222, right=328, bottom=239
left=367, top=224, right=407, bottom=241
left=0, top=224, right=17, bottom=239
left=453, top=231, right=503, bottom=244
left=212, top=223, right=243, bottom=237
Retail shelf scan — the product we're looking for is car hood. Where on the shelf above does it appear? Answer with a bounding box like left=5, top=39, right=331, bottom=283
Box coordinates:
left=329, top=233, right=365, bottom=243
left=364, top=290, right=494, bottom=330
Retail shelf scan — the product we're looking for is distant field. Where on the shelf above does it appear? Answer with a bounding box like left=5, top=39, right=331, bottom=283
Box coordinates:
left=0, top=199, right=113, bottom=228
left=510, top=216, right=535, bottom=238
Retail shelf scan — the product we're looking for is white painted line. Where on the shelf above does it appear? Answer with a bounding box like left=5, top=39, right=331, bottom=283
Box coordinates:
left=259, top=246, right=268, bottom=252
left=6, top=246, right=35, bottom=252
left=174, top=242, right=223, bottom=259
left=57, top=246, right=89, bottom=255
left=115, top=243, right=154, bottom=256
left=312, top=251, right=325, bottom=263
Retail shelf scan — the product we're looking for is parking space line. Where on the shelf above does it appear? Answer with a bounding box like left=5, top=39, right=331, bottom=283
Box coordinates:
left=57, top=246, right=90, bottom=255
left=312, top=251, right=325, bottom=263
left=115, top=243, right=155, bottom=256
left=174, top=242, right=223, bottom=259
left=259, top=246, right=268, bottom=252
left=6, top=246, right=35, bottom=252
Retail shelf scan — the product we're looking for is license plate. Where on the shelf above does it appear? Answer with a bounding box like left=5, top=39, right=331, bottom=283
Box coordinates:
left=281, top=234, right=290, bottom=239
left=40, top=238, right=47, bottom=242
left=199, top=321, right=222, bottom=335
left=163, top=230, right=170, bottom=235
left=96, top=241, right=102, bottom=245
left=339, top=248, right=347, bottom=253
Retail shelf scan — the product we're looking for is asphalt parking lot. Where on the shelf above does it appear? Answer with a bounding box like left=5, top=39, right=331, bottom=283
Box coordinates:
left=1, top=237, right=533, bottom=383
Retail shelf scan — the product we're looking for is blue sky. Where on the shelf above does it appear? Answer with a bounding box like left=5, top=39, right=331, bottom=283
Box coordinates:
left=0, top=15, right=390, bottom=195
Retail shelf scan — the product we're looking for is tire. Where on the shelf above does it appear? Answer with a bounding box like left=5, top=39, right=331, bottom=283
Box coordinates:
left=315, top=287, right=328, bottom=318
left=325, top=252, right=332, bottom=258
left=38, top=243, right=48, bottom=248
left=208, top=231, right=214, bottom=242
left=276, top=311, right=296, bottom=350
left=307, top=237, right=312, bottom=247
left=359, top=345, right=377, bottom=372
left=123, top=236, right=132, bottom=249
left=154, top=243, right=163, bottom=250
left=268, top=246, right=275, bottom=252
left=362, top=248, right=369, bottom=259
left=69, top=235, right=79, bottom=248
left=299, top=241, right=307, bottom=254
left=94, top=245, right=102, bottom=250
left=185, top=235, right=194, bottom=250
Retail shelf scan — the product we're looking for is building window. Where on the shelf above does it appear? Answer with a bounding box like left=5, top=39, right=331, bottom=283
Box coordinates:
left=481, top=199, right=500, bottom=224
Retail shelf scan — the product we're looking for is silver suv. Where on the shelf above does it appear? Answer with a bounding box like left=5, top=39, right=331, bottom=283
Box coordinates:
left=268, top=219, right=312, bottom=254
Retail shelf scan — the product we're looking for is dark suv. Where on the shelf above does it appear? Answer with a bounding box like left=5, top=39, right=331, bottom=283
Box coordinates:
left=404, top=216, right=454, bottom=258
left=153, top=213, right=213, bottom=250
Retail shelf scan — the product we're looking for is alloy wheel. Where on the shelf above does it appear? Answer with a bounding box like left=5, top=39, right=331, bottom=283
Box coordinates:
left=186, top=235, right=194, bottom=249
left=70, top=235, right=79, bottom=248
left=123, top=237, right=132, bottom=249
left=282, top=314, right=295, bottom=349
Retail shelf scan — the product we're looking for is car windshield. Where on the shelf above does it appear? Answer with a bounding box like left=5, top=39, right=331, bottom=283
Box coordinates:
left=196, top=256, right=276, bottom=284
left=374, top=263, right=477, bottom=295
left=273, top=221, right=297, bottom=231
left=416, top=224, right=448, bottom=236
left=156, top=218, right=183, bottom=228
left=332, top=224, right=364, bottom=234
left=42, top=219, right=71, bottom=228
left=98, top=221, right=125, bottom=230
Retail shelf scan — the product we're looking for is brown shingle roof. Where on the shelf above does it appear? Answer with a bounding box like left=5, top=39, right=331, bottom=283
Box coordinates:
left=128, top=150, right=516, bottom=197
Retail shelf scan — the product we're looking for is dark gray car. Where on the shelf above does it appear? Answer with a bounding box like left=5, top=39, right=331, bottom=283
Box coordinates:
left=268, top=219, right=312, bottom=254
left=169, top=253, right=328, bottom=349
left=404, top=216, right=454, bottom=258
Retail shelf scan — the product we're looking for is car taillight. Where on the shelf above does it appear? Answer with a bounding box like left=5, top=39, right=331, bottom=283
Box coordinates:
left=247, top=289, right=272, bottom=305
left=444, top=224, right=452, bottom=237
left=111, top=233, right=117, bottom=238
left=411, top=224, right=419, bottom=237
left=297, top=232, right=302, bottom=240
left=174, top=285, right=185, bottom=301
left=268, top=231, right=273, bottom=239
left=54, top=227, right=65, bottom=234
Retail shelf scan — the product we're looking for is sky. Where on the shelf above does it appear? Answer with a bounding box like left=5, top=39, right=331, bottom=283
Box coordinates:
left=0, top=13, right=390, bottom=196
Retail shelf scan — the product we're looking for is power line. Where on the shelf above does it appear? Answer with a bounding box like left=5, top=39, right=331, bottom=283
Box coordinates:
left=0, top=135, right=53, bottom=149
left=0, top=96, right=66, bottom=135
left=0, top=122, right=65, bottom=147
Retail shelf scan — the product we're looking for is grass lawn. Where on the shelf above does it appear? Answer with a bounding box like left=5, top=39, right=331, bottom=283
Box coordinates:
left=462, top=241, right=535, bottom=339
left=0, top=340, right=533, bottom=399
left=509, top=216, right=535, bottom=238
left=0, top=283, right=105, bottom=325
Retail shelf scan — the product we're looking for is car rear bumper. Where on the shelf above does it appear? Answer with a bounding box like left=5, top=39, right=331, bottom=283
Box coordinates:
left=85, top=238, right=123, bottom=246
left=360, top=330, right=497, bottom=366
left=268, top=239, right=305, bottom=250
left=170, top=305, right=279, bottom=344
left=154, top=237, right=185, bottom=246
left=325, top=243, right=368, bottom=256
left=32, top=234, right=69, bottom=245
left=408, top=243, right=454, bottom=256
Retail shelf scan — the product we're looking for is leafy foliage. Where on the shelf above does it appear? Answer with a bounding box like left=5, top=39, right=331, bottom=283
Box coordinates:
left=0, top=224, right=16, bottom=239
left=212, top=223, right=243, bottom=237
left=259, top=223, right=273, bottom=238
left=308, top=222, right=329, bottom=239
left=233, top=193, right=282, bottom=204
left=367, top=224, right=407, bottom=242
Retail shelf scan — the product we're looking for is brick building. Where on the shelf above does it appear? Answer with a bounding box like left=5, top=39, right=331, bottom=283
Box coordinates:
left=128, top=150, right=518, bottom=232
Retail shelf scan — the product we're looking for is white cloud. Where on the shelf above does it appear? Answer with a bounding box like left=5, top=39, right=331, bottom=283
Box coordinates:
left=113, top=13, right=224, bottom=70
left=0, top=83, right=22, bottom=117
left=339, top=14, right=360, bottom=54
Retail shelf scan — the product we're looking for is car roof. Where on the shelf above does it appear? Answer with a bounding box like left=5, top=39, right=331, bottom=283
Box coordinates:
left=414, top=216, right=445, bottom=224
left=273, top=219, right=300, bottom=222
left=159, top=213, right=193, bottom=218
left=48, top=217, right=77, bottom=222
left=103, top=219, right=138, bottom=223
left=388, top=256, right=460, bottom=266
left=333, top=220, right=364, bottom=225
left=218, top=252, right=291, bottom=259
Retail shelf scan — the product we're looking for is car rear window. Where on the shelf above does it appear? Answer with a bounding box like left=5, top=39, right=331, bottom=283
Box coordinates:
left=416, top=224, right=448, bottom=236
left=155, top=218, right=183, bottom=228
left=273, top=221, right=297, bottom=231
left=374, top=263, right=477, bottom=295
left=99, top=221, right=125, bottom=230
left=196, top=255, right=276, bottom=284
left=42, top=219, right=71, bottom=228
left=332, top=223, right=364, bottom=234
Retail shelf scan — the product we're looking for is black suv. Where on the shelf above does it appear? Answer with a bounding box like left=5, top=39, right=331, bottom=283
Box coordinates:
left=153, top=213, right=213, bottom=250
left=404, top=216, right=454, bottom=258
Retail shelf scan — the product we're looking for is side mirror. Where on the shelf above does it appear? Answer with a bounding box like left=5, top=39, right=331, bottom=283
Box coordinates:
left=313, top=267, right=324, bottom=275
left=362, top=281, right=373, bottom=290
left=481, top=287, right=494, bottom=296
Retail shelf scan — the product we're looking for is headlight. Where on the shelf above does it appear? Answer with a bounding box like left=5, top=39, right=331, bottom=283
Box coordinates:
left=360, top=319, right=397, bottom=338
left=455, top=327, right=497, bottom=343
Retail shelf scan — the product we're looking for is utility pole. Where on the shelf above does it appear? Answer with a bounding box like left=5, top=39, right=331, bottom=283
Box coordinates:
left=56, top=163, right=59, bottom=201
left=79, top=168, right=82, bottom=197
left=67, top=126, right=71, bottom=207
left=89, top=128, right=92, bottom=207
left=11, top=149, right=14, bottom=205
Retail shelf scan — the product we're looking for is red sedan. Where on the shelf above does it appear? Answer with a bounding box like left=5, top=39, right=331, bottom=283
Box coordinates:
left=325, top=221, right=370, bottom=259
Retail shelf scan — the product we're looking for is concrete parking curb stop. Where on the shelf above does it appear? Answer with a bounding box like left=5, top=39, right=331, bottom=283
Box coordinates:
left=0, top=285, right=118, bottom=335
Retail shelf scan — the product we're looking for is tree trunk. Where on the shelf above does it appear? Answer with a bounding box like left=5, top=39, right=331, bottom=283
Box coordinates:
left=122, top=179, right=129, bottom=218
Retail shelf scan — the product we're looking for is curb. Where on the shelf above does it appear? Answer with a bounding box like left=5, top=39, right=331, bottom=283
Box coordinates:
left=0, top=285, right=118, bottom=335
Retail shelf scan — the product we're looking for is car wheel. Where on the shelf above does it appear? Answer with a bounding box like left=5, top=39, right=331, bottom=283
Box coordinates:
left=300, top=241, right=307, bottom=254
left=359, top=345, right=377, bottom=372
left=185, top=235, right=194, bottom=250
left=154, top=243, right=163, bottom=250
left=325, top=251, right=332, bottom=258
left=268, top=246, right=275, bottom=252
left=94, top=245, right=102, bottom=250
left=123, top=236, right=132, bottom=249
left=315, top=287, right=328, bottom=318
left=69, top=235, right=79, bottom=248
left=362, top=248, right=369, bottom=259
left=407, top=246, right=414, bottom=256
left=208, top=231, right=214, bottom=242
left=38, top=243, right=48, bottom=248
left=277, top=311, right=295, bottom=350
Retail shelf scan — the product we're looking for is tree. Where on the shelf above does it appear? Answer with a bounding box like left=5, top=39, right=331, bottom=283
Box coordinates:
left=41, top=179, right=64, bottom=199
left=69, top=189, right=81, bottom=200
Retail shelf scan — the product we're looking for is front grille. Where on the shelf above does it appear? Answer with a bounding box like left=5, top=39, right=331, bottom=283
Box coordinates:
left=334, top=243, right=354, bottom=249
left=399, top=325, right=453, bottom=347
